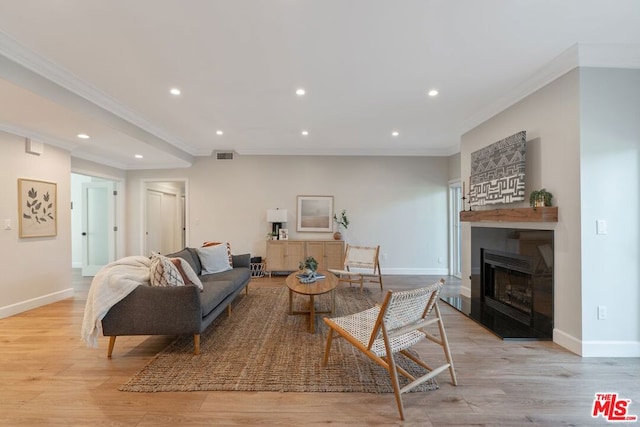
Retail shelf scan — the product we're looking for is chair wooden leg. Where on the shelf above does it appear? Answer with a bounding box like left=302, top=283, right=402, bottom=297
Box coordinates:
left=435, top=303, right=457, bottom=385
left=323, top=324, right=335, bottom=366
left=193, top=334, right=200, bottom=355
left=382, top=328, right=405, bottom=420
left=107, top=336, right=116, bottom=358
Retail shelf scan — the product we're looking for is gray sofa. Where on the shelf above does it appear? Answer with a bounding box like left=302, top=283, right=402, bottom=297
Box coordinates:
left=101, top=248, right=251, bottom=357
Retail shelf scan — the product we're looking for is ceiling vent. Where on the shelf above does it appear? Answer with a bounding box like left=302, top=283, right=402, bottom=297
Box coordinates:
left=216, top=152, right=234, bottom=160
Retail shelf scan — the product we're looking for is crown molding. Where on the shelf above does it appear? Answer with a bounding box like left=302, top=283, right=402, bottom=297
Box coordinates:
left=235, top=145, right=458, bottom=157
left=459, top=43, right=640, bottom=137
left=0, top=30, right=198, bottom=157
left=0, top=123, right=78, bottom=152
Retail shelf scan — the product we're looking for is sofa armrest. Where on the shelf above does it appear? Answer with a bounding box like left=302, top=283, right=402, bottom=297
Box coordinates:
left=102, top=285, right=202, bottom=336
left=232, top=253, right=251, bottom=268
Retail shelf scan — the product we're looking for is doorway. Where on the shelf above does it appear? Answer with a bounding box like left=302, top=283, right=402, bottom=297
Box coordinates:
left=71, top=173, right=119, bottom=276
left=449, top=180, right=462, bottom=279
left=143, top=180, right=187, bottom=256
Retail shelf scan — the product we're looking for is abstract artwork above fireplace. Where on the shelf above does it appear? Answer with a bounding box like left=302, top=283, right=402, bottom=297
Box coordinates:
left=470, top=130, right=526, bottom=206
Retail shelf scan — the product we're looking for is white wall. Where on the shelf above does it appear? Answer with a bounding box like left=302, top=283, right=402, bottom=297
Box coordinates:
left=461, top=69, right=583, bottom=353
left=0, top=132, right=72, bottom=318
left=579, top=68, right=640, bottom=356
left=125, top=155, right=451, bottom=274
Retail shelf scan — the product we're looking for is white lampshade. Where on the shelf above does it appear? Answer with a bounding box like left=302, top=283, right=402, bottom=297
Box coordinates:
left=267, top=209, right=288, bottom=223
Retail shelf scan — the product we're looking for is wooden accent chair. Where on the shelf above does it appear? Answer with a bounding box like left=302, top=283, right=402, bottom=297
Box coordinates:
left=323, top=279, right=457, bottom=420
left=328, top=244, right=383, bottom=292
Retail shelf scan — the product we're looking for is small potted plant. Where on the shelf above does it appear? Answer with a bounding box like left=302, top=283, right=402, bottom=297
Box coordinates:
left=299, top=256, right=318, bottom=274
left=529, top=188, right=553, bottom=208
left=332, top=209, right=349, bottom=240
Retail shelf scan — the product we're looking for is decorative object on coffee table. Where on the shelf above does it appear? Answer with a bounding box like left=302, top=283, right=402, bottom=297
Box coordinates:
left=297, top=256, right=320, bottom=283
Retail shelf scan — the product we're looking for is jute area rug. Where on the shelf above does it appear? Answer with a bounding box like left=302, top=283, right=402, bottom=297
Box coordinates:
left=119, top=285, right=439, bottom=393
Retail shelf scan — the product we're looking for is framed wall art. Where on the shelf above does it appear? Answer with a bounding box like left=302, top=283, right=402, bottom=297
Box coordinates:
left=18, top=178, right=57, bottom=238
left=470, top=130, right=526, bottom=206
left=296, top=195, right=333, bottom=232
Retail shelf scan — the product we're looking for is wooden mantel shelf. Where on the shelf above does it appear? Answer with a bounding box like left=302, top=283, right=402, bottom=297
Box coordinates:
left=460, top=207, right=558, bottom=223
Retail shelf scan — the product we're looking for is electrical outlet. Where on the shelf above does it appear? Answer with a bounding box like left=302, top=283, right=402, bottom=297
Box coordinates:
left=4, top=219, right=11, bottom=230
left=438, top=256, right=444, bottom=264
left=597, top=305, right=607, bottom=320
left=382, top=253, right=388, bottom=261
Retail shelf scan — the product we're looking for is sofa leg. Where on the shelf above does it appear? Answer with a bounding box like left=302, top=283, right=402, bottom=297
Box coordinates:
left=107, top=336, right=116, bottom=358
left=227, top=304, right=232, bottom=317
left=194, top=334, right=200, bottom=355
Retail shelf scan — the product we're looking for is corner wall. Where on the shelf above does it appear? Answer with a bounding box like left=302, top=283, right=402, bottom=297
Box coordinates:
left=460, top=69, right=583, bottom=353
left=579, top=67, right=640, bottom=356
left=0, top=132, right=72, bottom=318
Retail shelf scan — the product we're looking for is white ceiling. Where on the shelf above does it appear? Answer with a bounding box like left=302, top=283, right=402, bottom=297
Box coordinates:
left=1, top=1, right=640, bottom=169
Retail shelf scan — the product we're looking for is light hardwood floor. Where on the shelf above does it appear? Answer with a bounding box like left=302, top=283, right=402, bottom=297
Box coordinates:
left=0, top=272, right=638, bottom=426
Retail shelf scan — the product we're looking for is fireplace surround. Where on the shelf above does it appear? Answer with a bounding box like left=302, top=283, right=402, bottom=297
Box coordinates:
left=445, top=227, right=554, bottom=340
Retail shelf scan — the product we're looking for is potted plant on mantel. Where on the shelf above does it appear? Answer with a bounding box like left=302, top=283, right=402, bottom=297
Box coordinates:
left=332, top=209, right=349, bottom=240
left=529, top=188, right=553, bottom=208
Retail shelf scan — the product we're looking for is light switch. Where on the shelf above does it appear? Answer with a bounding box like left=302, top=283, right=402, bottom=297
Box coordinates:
left=4, top=219, right=11, bottom=230
left=596, top=219, right=607, bottom=235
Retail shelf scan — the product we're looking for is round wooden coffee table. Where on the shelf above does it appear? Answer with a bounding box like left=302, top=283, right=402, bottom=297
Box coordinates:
left=285, top=270, right=338, bottom=333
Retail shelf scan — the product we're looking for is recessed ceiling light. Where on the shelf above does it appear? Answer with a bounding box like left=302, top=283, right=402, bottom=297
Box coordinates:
left=77, top=133, right=90, bottom=139
left=428, top=89, right=439, bottom=97
left=170, top=88, right=181, bottom=95
left=134, top=154, right=144, bottom=159
left=296, top=88, right=306, bottom=96
left=391, top=131, right=399, bottom=137
left=301, top=130, right=309, bottom=136
left=216, top=130, right=224, bottom=136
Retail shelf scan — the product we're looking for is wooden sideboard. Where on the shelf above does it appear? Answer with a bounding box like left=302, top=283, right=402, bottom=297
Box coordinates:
left=266, top=240, right=344, bottom=274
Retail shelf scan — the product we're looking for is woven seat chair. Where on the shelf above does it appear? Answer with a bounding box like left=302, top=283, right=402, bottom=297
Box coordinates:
left=328, top=244, right=383, bottom=292
left=323, top=279, right=457, bottom=420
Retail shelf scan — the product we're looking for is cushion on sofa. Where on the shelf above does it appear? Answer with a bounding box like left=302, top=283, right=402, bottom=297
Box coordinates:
left=150, top=254, right=186, bottom=287
left=171, top=257, right=204, bottom=290
left=202, top=241, right=233, bottom=267
left=167, top=248, right=201, bottom=276
left=197, top=244, right=233, bottom=275
left=200, top=280, right=237, bottom=317
left=199, top=266, right=251, bottom=289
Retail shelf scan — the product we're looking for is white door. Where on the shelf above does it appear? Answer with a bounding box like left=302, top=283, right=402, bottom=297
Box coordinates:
left=81, top=181, right=115, bottom=276
left=146, top=190, right=163, bottom=255
left=146, top=189, right=180, bottom=255
left=161, top=192, right=177, bottom=253
left=449, top=183, right=462, bottom=278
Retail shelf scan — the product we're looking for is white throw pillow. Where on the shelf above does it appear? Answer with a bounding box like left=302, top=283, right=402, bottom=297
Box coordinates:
left=197, top=244, right=233, bottom=275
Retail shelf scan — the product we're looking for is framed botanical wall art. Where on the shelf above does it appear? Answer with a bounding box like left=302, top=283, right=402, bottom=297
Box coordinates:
left=18, top=178, right=57, bottom=238
left=297, top=195, right=333, bottom=232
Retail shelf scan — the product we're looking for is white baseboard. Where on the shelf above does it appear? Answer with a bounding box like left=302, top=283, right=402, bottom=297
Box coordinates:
left=380, top=268, right=450, bottom=276
left=72, top=261, right=82, bottom=268
left=0, top=288, right=74, bottom=320
left=553, top=328, right=582, bottom=355
left=581, top=340, right=640, bottom=357
left=553, top=329, right=640, bottom=357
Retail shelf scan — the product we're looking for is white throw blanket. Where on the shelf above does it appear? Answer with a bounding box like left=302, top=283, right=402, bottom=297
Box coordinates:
left=81, top=256, right=151, bottom=348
